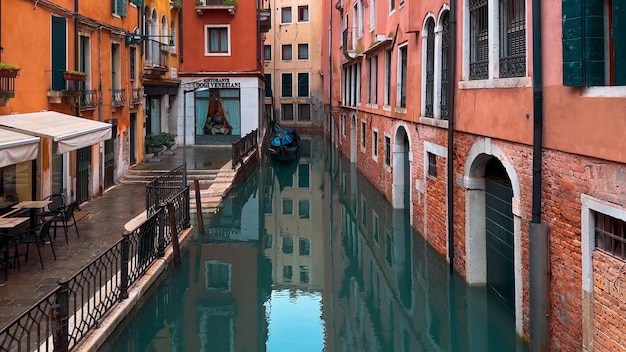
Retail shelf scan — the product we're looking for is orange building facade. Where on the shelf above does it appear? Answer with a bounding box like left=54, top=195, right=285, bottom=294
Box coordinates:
left=323, top=0, right=626, bottom=350
left=0, top=0, right=142, bottom=204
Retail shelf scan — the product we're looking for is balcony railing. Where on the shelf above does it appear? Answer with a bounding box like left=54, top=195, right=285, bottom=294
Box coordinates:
left=111, top=89, right=126, bottom=107
left=259, top=9, right=271, bottom=33
left=195, top=0, right=237, bottom=15
left=79, top=89, right=98, bottom=110
left=342, top=27, right=357, bottom=59
left=131, top=88, right=143, bottom=105
left=144, top=39, right=168, bottom=75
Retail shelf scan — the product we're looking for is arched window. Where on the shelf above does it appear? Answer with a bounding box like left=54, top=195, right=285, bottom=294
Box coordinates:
left=424, top=18, right=435, bottom=118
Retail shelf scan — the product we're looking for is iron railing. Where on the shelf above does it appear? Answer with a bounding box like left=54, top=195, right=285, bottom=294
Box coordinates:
left=111, top=89, right=125, bottom=107
left=79, top=89, right=97, bottom=109
left=146, top=165, right=185, bottom=216
left=0, top=190, right=190, bottom=351
left=232, top=129, right=258, bottom=169
left=130, top=88, right=143, bottom=104
left=144, top=39, right=168, bottom=69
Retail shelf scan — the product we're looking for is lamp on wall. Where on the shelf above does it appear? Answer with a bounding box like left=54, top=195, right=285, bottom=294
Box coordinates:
left=125, top=32, right=175, bottom=46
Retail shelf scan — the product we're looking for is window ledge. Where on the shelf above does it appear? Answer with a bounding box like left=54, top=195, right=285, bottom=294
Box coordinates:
left=382, top=105, right=391, bottom=111
left=419, top=116, right=449, bottom=129
left=459, top=76, right=532, bottom=90
left=395, top=107, right=407, bottom=114
left=583, top=86, right=626, bottom=98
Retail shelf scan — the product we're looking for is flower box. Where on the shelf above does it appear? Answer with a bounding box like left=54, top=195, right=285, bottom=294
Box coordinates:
left=0, top=65, right=20, bottom=78
left=63, top=71, right=87, bottom=81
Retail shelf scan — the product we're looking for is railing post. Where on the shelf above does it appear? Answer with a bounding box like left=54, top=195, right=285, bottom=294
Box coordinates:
left=120, top=231, right=130, bottom=300
left=53, top=278, right=70, bottom=352
left=158, top=203, right=166, bottom=257
left=167, top=202, right=182, bottom=265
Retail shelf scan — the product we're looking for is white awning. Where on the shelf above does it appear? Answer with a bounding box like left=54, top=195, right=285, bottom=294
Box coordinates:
left=0, top=129, right=40, bottom=168
left=0, top=111, right=112, bottom=154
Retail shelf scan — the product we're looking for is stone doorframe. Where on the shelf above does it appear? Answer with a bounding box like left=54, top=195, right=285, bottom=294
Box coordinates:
left=464, top=137, right=524, bottom=334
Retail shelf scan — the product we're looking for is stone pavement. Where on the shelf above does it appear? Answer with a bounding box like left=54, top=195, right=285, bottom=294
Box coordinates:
left=0, top=145, right=235, bottom=329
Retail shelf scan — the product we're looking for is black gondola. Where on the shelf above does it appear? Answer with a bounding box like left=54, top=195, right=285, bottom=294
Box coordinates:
left=268, top=122, right=300, bottom=161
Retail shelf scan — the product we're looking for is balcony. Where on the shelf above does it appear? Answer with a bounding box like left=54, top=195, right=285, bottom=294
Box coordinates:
left=79, top=89, right=98, bottom=110
left=0, top=68, right=20, bottom=106
left=47, top=72, right=85, bottom=104
left=259, top=9, right=271, bottom=33
left=195, top=0, right=237, bottom=15
left=342, top=28, right=357, bottom=59
left=143, top=39, right=169, bottom=76
left=130, top=88, right=143, bottom=106
left=111, top=89, right=126, bottom=108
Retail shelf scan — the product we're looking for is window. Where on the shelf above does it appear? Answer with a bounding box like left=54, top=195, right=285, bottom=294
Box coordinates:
left=384, top=135, right=391, bottom=166
left=301, top=139, right=311, bottom=157
left=361, top=120, right=366, bottom=149
left=298, top=104, right=311, bottom=121
left=367, top=55, right=378, bottom=104
left=390, top=0, right=395, bottom=12
left=264, top=45, right=271, bottom=61
left=366, top=57, right=372, bottom=103
left=595, top=212, right=626, bottom=259
left=297, top=73, right=309, bottom=97
left=385, top=232, right=393, bottom=266
left=563, top=0, right=625, bottom=86
left=441, top=12, right=451, bottom=119
left=467, top=0, right=526, bottom=81
left=341, top=115, right=346, bottom=136
left=398, top=44, right=407, bottom=108
left=281, top=7, right=292, bottom=23
left=424, top=19, right=435, bottom=117
left=281, top=73, right=293, bottom=97
left=299, top=266, right=310, bottom=284
left=298, top=44, right=309, bottom=60
left=370, top=0, right=376, bottom=30
left=282, top=199, right=293, bottom=214
left=298, top=5, right=309, bottom=22
left=373, top=212, right=380, bottom=245
left=265, top=234, right=272, bottom=249
left=361, top=197, right=367, bottom=228
left=384, top=49, right=392, bottom=106
left=130, top=46, right=136, bottom=80
left=299, top=238, right=311, bottom=255
left=265, top=74, right=272, bottom=97
left=298, top=164, right=310, bottom=188
left=372, top=130, right=378, bottom=156
left=299, top=200, right=310, bottom=219
left=282, top=104, right=294, bottom=121
left=357, top=1, right=364, bottom=38
left=428, top=152, right=437, bottom=177
left=282, top=234, right=293, bottom=254
left=112, top=0, right=127, bottom=16
left=281, top=44, right=292, bottom=60
left=283, top=265, right=293, bottom=281
left=205, top=26, right=230, bottom=55
left=205, top=261, right=230, bottom=291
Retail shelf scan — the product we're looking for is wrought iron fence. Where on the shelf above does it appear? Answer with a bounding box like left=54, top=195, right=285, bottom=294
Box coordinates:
left=146, top=165, right=185, bottom=215
left=232, top=129, right=258, bottom=169
left=0, top=190, right=190, bottom=351
left=111, top=89, right=126, bottom=107
left=79, top=89, right=98, bottom=109
left=130, top=88, right=143, bottom=104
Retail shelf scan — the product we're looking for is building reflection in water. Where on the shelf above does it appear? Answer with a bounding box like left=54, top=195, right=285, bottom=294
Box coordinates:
left=100, top=134, right=526, bottom=351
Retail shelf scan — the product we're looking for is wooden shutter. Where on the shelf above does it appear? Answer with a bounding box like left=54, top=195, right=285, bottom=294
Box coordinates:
left=613, top=1, right=626, bottom=85
left=117, top=0, right=127, bottom=17
left=584, top=0, right=605, bottom=86
left=51, top=16, right=67, bottom=91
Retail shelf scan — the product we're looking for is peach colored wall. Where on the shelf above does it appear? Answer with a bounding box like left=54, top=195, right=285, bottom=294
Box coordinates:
left=181, top=4, right=261, bottom=74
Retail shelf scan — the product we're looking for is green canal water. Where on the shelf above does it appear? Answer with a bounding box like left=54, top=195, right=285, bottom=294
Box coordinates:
left=99, top=135, right=529, bottom=351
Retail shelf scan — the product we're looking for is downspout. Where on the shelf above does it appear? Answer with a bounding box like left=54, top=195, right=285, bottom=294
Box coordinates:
left=178, top=2, right=183, bottom=63
left=446, top=0, right=457, bottom=269
left=529, top=0, right=549, bottom=349
left=74, top=0, right=79, bottom=116
left=98, top=26, right=104, bottom=196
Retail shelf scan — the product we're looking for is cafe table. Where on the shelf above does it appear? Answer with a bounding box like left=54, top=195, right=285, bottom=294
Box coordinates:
left=0, top=217, right=30, bottom=229
left=12, top=201, right=52, bottom=228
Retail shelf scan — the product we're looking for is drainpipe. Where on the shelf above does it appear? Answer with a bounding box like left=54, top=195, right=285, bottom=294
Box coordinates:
left=529, top=0, right=549, bottom=349
left=98, top=26, right=104, bottom=196
left=74, top=0, right=79, bottom=117
left=446, top=0, right=457, bottom=269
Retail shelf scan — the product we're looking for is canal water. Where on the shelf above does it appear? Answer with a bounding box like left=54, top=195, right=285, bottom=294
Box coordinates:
left=99, top=134, right=529, bottom=351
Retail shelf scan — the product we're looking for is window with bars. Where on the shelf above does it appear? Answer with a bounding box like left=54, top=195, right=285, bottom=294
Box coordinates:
left=595, top=212, right=626, bottom=260
left=499, top=0, right=526, bottom=78
left=384, top=135, right=391, bottom=166
left=469, top=0, right=488, bottom=80
left=361, top=120, right=366, bottom=148
left=372, top=130, right=378, bottom=156
left=428, top=152, right=437, bottom=177
left=425, top=19, right=435, bottom=117
left=441, top=12, right=451, bottom=119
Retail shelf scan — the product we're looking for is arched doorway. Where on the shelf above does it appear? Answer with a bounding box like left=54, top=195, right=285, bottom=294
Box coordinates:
left=392, top=126, right=410, bottom=209
left=464, top=138, right=522, bottom=333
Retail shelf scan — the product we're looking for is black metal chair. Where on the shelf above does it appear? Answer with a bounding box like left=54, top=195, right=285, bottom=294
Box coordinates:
left=15, top=219, right=56, bottom=270
left=0, top=233, right=19, bottom=282
left=40, top=194, right=66, bottom=218
left=49, top=201, right=81, bottom=244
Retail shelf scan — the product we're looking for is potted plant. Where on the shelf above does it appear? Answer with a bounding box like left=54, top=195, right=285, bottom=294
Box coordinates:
left=195, top=0, right=203, bottom=5
left=0, top=63, right=21, bottom=78
left=171, top=0, right=182, bottom=9
left=145, top=133, right=166, bottom=162
left=63, top=70, right=87, bottom=81
left=224, top=0, right=237, bottom=6
left=160, top=132, right=177, bottom=155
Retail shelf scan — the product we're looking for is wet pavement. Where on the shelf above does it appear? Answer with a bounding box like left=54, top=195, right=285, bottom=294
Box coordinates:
left=0, top=145, right=233, bottom=328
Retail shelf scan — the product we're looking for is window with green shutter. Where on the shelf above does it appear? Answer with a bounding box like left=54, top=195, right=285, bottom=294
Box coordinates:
left=563, top=0, right=626, bottom=86
left=112, top=0, right=127, bottom=17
